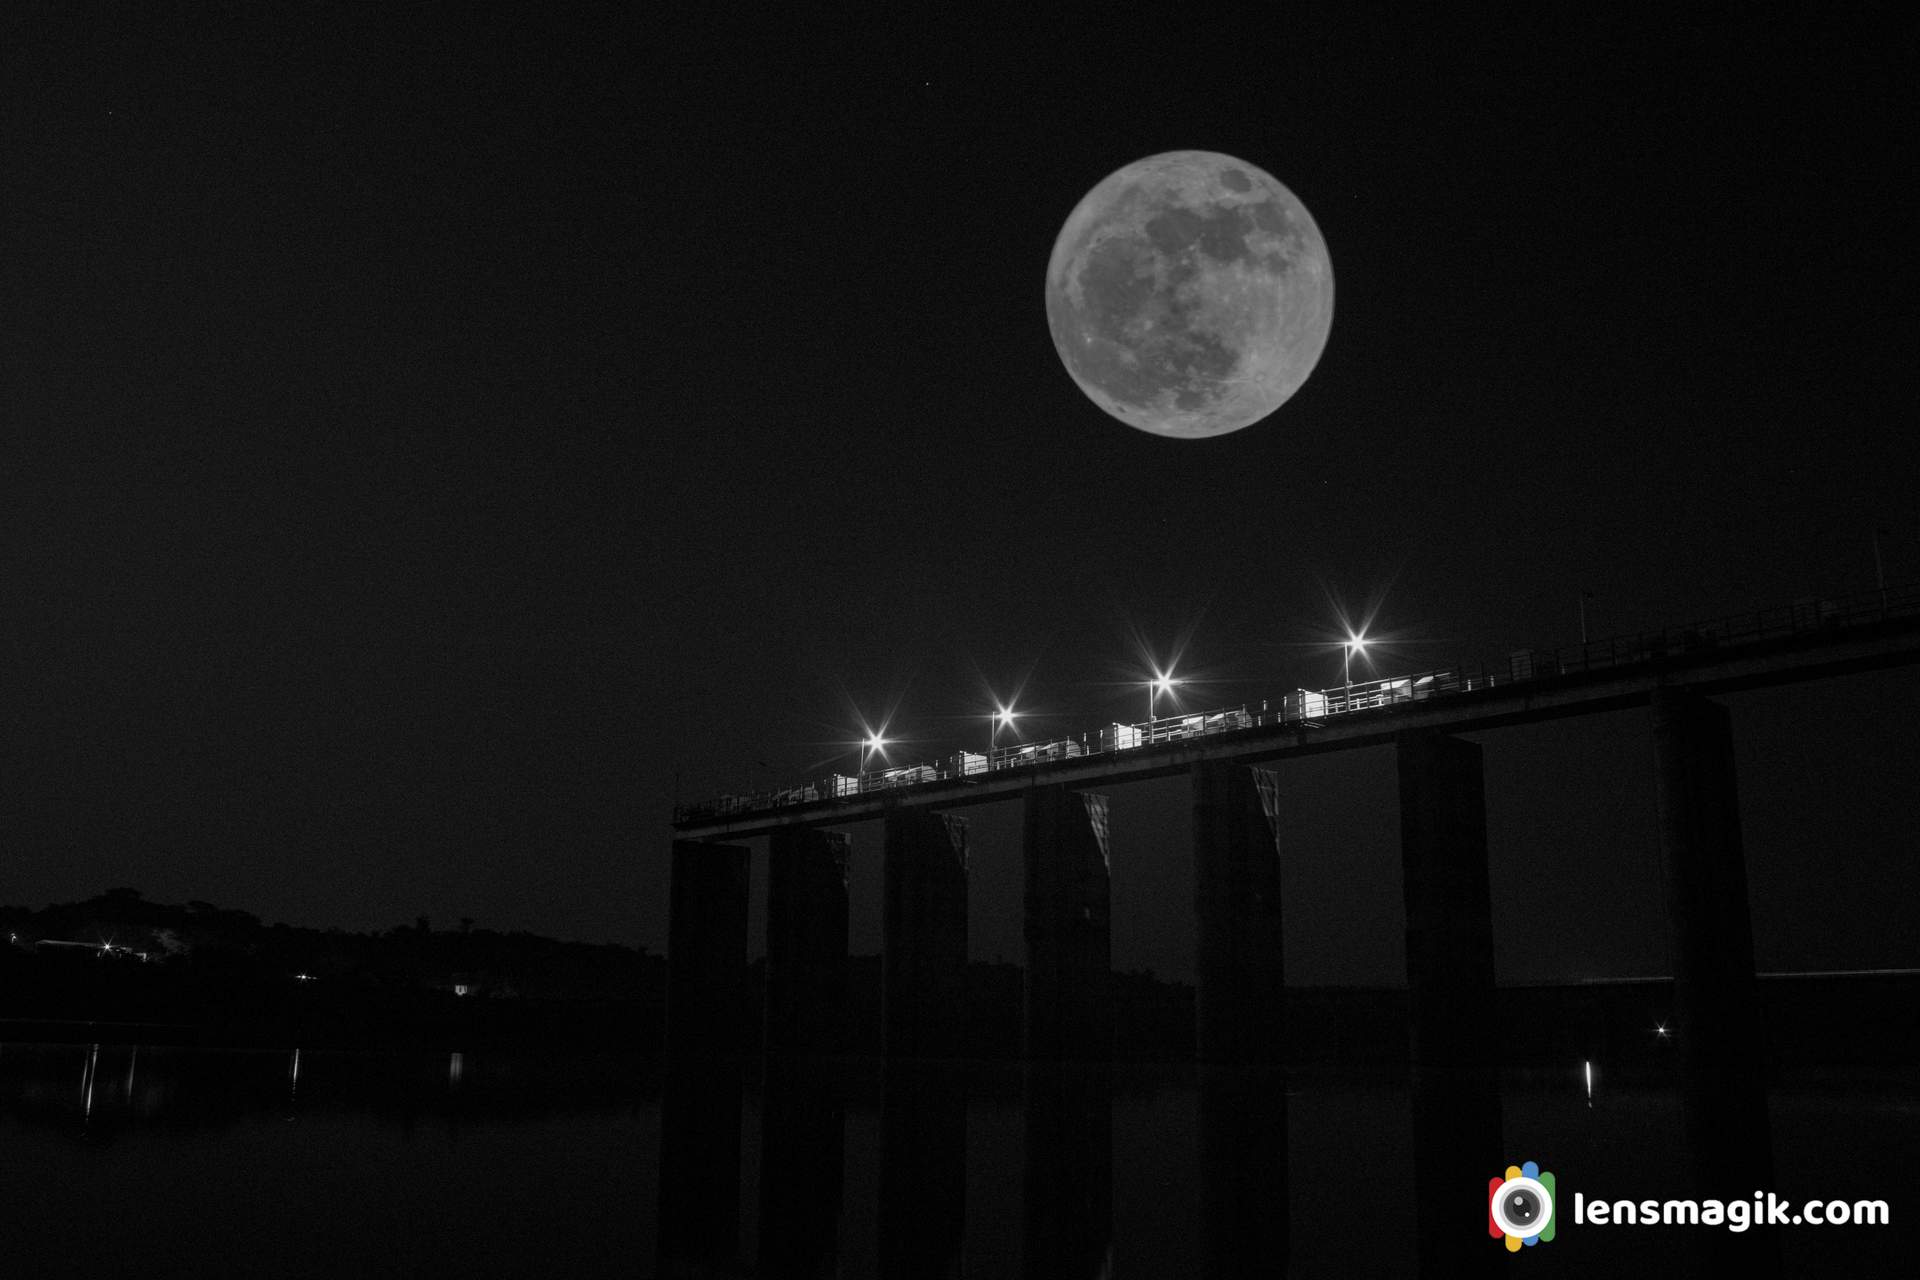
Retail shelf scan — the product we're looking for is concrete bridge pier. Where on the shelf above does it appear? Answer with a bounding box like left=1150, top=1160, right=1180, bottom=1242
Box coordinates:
left=758, top=829, right=850, bottom=1277
left=765, top=827, right=851, bottom=1054
left=665, top=839, right=752, bottom=1055
left=659, top=840, right=750, bottom=1274
left=879, top=811, right=970, bottom=1274
left=882, top=809, right=970, bottom=1058
left=1192, top=762, right=1285, bottom=1065
left=1022, top=786, right=1113, bottom=1061
left=1396, top=732, right=1504, bottom=1277
left=1651, top=690, right=1779, bottom=1273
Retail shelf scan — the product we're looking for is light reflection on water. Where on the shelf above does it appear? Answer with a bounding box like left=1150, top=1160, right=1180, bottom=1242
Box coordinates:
left=0, top=1043, right=1912, bottom=1277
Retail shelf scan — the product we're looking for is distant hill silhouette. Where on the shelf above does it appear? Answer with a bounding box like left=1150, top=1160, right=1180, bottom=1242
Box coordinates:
left=6, top=891, right=1913, bottom=1068
left=1, top=889, right=667, bottom=1049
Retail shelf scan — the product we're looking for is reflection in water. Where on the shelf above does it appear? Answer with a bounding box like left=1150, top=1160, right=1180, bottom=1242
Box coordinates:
left=656, top=1054, right=745, bottom=1275
left=3, top=1042, right=1891, bottom=1275
left=1, top=1042, right=659, bottom=1276
left=1409, top=1064, right=1504, bottom=1278
left=5, top=1041, right=654, bottom=1137
left=1680, top=1058, right=1781, bottom=1278
left=879, top=1059, right=967, bottom=1279
left=758, top=1055, right=845, bottom=1278
left=1198, top=1065, right=1286, bottom=1278
left=1023, top=1063, right=1112, bottom=1280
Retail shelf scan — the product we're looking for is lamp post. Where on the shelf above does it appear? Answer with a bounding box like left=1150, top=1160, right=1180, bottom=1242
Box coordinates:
left=1148, top=671, right=1178, bottom=739
left=1344, top=635, right=1367, bottom=702
left=1874, top=527, right=1888, bottom=613
left=990, top=705, right=1015, bottom=756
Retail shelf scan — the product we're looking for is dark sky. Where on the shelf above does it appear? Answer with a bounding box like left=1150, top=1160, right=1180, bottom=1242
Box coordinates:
left=6, top=5, right=1916, bottom=983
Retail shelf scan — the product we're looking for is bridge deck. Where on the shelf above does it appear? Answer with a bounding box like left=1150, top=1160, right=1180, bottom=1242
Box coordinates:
left=672, top=612, right=1920, bottom=842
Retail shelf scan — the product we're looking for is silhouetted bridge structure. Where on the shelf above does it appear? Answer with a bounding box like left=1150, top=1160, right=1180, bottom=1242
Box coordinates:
left=661, top=584, right=1919, bottom=1274
left=676, top=587, right=1920, bottom=841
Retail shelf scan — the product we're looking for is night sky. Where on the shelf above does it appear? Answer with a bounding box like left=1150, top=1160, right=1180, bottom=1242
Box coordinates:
left=7, top=5, right=1916, bottom=984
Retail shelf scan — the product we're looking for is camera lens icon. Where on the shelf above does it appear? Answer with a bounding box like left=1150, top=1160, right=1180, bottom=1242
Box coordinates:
left=1495, top=1179, right=1549, bottom=1234
left=1488, top=1161, right=1556, bottom=1249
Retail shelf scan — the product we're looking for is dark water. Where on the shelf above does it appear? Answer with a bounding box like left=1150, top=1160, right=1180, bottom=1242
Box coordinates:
left=2, top=1042, right=1912, bottom=1277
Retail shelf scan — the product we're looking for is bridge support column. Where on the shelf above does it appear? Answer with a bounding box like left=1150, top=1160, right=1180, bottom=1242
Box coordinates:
left=766, top=827, right=851, bottom=1055
left=666, top=839, right=751, bottom=1055
left=1023, top=786, right=1112, bottom=1061
left=1651, top=689, right=1776, bottom=1259
left=1192, top=763, right=1285, bottom=1065
left=659, top=839, right=750, bottom=1274
left=1396, top=732, right=1503, bottom=1277
left=883, top=809, right=969, bottom=1058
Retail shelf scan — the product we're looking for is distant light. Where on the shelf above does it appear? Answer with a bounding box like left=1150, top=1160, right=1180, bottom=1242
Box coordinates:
left=865, top=732, right=886, bottom=751
left=1347, top=632, right=1368, bottom=653
left=1584, top=1059, right=1594, bottom=1105
left=1655, top=1023, right=1670, bottom=1039
left=995, top=706, right=1017, bottom=728
left=453, top=983, right=470, bottom=997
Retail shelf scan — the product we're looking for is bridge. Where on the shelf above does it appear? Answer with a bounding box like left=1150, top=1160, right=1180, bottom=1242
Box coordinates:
left=659, top=583, right=1919, bottom=1275
left=674, top=585, right=1920, bottom=841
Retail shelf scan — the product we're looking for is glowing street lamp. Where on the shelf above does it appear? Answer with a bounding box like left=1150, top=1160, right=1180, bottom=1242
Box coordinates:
left=990, top=703, right=1018, bottom=754
left=1147, top=670, right=1179, bottom=724
left=861, top=731, right=888, bottom=769
left=1343, top=634, right=1368, bottom=696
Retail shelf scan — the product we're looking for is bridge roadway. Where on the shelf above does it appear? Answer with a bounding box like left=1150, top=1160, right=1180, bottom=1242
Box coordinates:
left=672, top=611, right=1920, bottom=842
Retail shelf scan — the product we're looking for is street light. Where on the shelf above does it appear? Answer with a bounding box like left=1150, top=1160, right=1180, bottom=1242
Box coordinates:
left=1344, top=634, right=1368, bottom=697
left=861, top=731, right=888, bottom=769
left=990, top=703, right=1017, bottom=754
left=1147, top=670, right=1179, bottom=725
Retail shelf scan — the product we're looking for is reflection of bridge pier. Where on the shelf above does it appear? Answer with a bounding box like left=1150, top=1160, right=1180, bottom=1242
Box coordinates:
left=1652, top=690, right=1780, bottom=1276
left=1199, top=1064, right=1288, bottom=1277
left=879, top=1059, right=968, bottom=1278
left=1397, top=731, right=1505, bottom=1276
left=657, top=841, right=750, bottom=1275
left=1022, top=1062, right=1112, bottom=1280
left=759, top=1055, right=845, bottom=1279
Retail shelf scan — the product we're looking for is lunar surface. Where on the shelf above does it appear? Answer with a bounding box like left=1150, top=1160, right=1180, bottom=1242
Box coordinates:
left=1045, top=151, right=1333, bottom=439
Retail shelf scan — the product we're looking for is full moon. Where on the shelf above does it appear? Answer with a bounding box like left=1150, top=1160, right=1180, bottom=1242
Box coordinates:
left=1045, top=151, right=1333, bottom=439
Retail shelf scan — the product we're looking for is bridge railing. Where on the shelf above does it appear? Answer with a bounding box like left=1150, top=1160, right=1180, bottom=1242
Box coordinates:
left=671, top=581, right=1919, bottom=825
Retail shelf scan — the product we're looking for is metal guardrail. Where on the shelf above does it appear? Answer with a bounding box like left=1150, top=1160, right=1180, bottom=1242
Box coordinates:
left=673, top=582, right=1920, bottom=825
